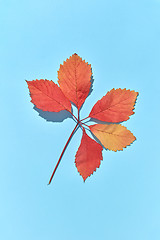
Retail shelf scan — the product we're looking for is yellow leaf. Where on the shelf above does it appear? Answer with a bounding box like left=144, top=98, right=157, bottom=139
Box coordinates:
left=89, top=124, right=136, bottom=151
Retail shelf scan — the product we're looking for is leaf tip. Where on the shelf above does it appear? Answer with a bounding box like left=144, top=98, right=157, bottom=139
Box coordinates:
left=26, top=80, right=30, bottom=85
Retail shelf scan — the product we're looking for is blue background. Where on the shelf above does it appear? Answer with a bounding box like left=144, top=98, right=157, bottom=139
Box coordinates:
left=0, top=0, right=160, bottom=239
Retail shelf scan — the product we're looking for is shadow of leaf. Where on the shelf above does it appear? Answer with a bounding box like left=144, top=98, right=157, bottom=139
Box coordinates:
left=33, top=106, right=73, bottom=123
left=87, top=118, right=123, bottom=125
left=88, top=73, right=94, bottom=98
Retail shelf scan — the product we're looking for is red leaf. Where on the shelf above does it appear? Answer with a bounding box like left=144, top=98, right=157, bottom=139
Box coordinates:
left=58, top=53, right=92, bottom=109
left=75, top=129, right=103, bottom=181
left=26, top=79, right=71, bottom=112
left=89, top=88, right=138, bottom=122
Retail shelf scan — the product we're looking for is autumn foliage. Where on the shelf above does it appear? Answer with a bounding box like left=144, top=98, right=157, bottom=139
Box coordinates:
left=26, top=53, right=138, bottom=183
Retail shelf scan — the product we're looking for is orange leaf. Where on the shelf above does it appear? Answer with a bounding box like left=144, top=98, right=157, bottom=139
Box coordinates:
left=89, top=124, right=136, bottom=151
left=89, top=88, right=138, bottom=122
left=58, top=53, right=92, bottom=109
left=75, top=129, right=103, bottom=181
left=26, top=79, right=71, bottom=112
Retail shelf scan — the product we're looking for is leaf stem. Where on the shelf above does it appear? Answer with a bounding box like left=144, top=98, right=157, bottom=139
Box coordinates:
left=81, top=122, right=89, bottom=128
left=78, top=121, right=85, bottom=131
left=48, top=123, right=79, bottom=185
left=80, top=116, right=90, bottom=122
left=70, top=111, right=78, bottom=122
left=78, top=110, right=80, bottom=121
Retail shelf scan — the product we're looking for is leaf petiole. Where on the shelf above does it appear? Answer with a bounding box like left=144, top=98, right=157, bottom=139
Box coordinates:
left=70, top=111, right=78, bottom=122
left=80, top=116, right=90, bottom=122
left=80, top=122, right=89, bottom=129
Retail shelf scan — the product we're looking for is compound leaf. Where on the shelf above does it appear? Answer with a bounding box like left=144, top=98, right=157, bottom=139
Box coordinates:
left=26, top=54, right=139, bottom=184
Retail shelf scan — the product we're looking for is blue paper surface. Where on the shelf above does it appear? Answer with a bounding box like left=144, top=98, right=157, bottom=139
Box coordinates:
left=0, top=0, right=160, bottom=239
